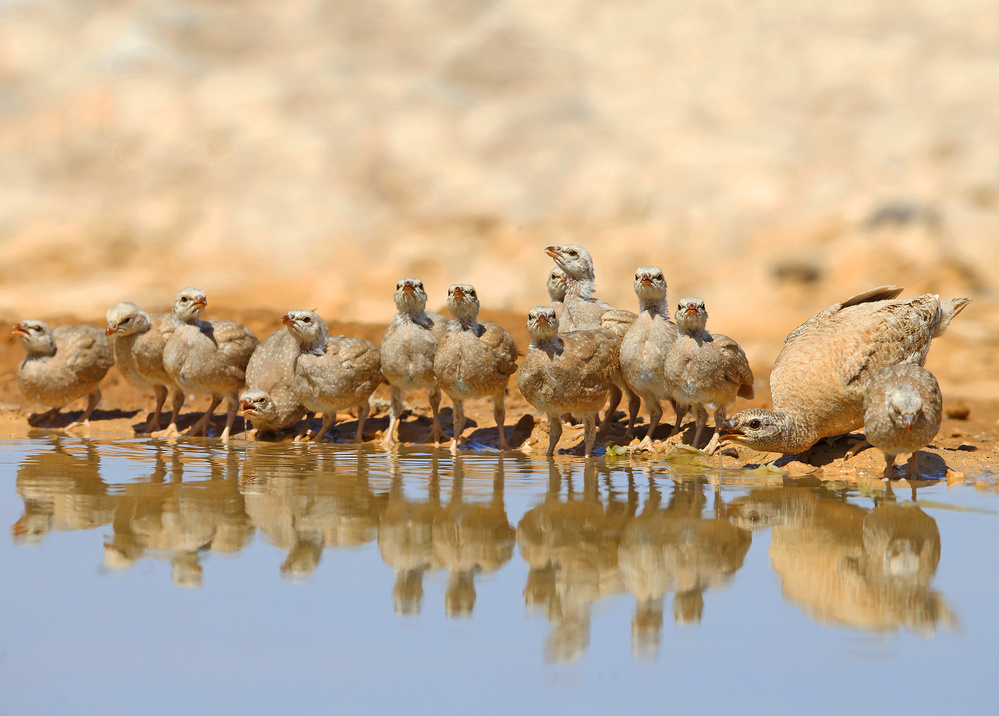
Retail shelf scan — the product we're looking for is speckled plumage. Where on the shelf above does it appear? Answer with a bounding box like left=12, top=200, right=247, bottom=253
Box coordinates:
left=864, top=364, right=942, bottom=478
left=722, top=286, right=969, bottom=455
left=106, top=301, right=180, bottom=433
left=14, top=319, right=113, bottom=428
left=663, top=298, right=754, bottom=452
left=284, top=310, right=383, bottom=443
left=434, top=284, right=519, bottom=454
left=380, top=278, right=448, bottom=445
left=544, top=244, right=640, bottom=433
left=518, top=306, right=616, bottom=457
left=239, top=327, right=308, bottom=432
left=547, top=267, right=567, bottom=318
left=619, top=267, right=679, bottom=448
left=162, top=287, right=259, bottom=441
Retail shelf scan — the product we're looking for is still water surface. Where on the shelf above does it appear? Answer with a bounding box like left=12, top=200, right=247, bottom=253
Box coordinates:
left=1, top=436, right=997, bottom=715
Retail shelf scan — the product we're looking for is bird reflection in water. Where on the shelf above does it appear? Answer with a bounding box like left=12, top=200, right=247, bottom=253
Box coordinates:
left=239, top=444, right=384, bottom=582
left=727, top=485, right=956, bottom=633
left=517, top=460, right=639, bottom=663
left=618, top=477, right=751, bottom=660
left=103, top=443, right=253, bottom=587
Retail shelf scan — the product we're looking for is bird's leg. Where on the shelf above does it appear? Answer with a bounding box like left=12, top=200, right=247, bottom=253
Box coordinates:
left=293, top=413, right=314, bottom=442
left=428, top=386, right=444, bottom=445
left=186, top=396, right=222, bottom=437
left=692, top=406, right=709, bottom=449
left=844, top=439, right=871, bottom=460
left=583, top=414, right=598, bottom=458
left=28, top=407, right=60, bottom=427
left=881, top=452, right=897, bottom=480
left=670, top=403, right=689, bottom=437
left=66, top=388, right=102, bottom=430
left=383, top=386, right=403, bottom=446
left=159, top=389, right=186, bottom=437
left=598, top=385, right=623, bottom=432
left=449, top=400, right=466, bottom=456
left=623, top=386, right=641, bottom=440
left=219, top=398, right=238, bottom=442
left=703, top=406, right=726, bottom=455
left=906, top=451, right=920, bottom=479
left=354, top=399, right=370, bottom=443
left=141, top=385, right=169, bottom=433
left=314, top=413, right=336, bottom=443
left=637, top=400, right=663, bottom=451
left=493, top=393, right=509, bottom=451
left=547, top=415, right=563, bottom=458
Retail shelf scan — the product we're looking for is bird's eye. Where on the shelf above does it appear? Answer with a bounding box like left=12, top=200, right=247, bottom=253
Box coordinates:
left=568, top=250, right=577, bottom=257
left=181, top=297, right=189, bottom=303
left=303, top=316, right=312, bottom=323
left=748, top=419, right=762, bottom=430
left=656, top=273, right=663, bottom=281
left=469, top=290, right=476, bottom=296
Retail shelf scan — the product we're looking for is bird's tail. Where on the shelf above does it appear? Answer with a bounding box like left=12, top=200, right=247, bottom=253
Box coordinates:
left=934, top=297, right=971, bottom=337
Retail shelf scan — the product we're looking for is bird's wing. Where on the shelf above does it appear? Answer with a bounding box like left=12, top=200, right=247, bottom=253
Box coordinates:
left=61, top=327, right=113, bottom=383
left=784, top=285, right=904, bottom=345
left=481, top=322, right=520, bottom=375
left=713, top=333, right=755, bottom=399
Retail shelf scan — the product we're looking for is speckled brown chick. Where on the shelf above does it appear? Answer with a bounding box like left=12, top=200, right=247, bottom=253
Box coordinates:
left=664, top=297, right=754, bottom=452
left=544, top=244, right=640, bottom=433
left=161, top=287, right=259, bottom=441
left=518, top=306, right=616, bottom=457
left=434, top=284, right=519, bottom=454
left=380, top=278, right=448, bottom=445
left=619, top=267, right=679, bottom=449
left=283, top=310, right=383, bottom=443
left=106, top=301, right=181, bottom=433
left=721, top=286, right=969, bottom=456
left=239, top=327, right=309, bottom=434
left=547, top=267, right=568, bottom=318
left=13, top=319, right=113, bottom=428
left=863, top=364, right=942, bottom=479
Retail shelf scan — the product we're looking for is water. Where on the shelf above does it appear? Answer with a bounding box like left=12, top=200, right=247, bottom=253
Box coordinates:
left=1, top=436, right=996, bottom=715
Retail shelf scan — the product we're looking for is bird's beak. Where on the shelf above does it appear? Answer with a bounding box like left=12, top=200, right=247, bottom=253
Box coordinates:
left=281, top=314, right=294, bottom=326
left=685, top=305, right=698, bottom=316
left=194, top=297, right=207, bottom=308
left=536, top=314, right=549, bottom=325
left=640, top=275, right=653, bottom=286
left=544, top=246, right=560, bottom=259
left=11, top=323, right=27, bottom=337
left=105, top=324, right=117, bottom=336
left=903, top=416, right=914, bottom=431
left=239, top=400, right=254, bottom=414
left=452, top=287, right=465, bottom=298
left=718, top=421, right=744, bottom=441
left=402, top=283, right=415, bottom=293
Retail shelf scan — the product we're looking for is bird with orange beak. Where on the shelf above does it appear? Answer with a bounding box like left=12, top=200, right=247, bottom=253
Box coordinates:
left=434, top=284, right=519, bottom=454
left=238, top=323, right=310, bottom=437
left=13, top=318, right=113, bottom=429
left=380, top=278, right=448, bottom=446
left=863, top=363, right=942, bottom=479
left=161, top=287, right=259, bottom=441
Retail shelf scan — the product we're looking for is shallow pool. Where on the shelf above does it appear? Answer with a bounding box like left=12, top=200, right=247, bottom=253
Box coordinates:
left=1, top=436, right=996, bottom=715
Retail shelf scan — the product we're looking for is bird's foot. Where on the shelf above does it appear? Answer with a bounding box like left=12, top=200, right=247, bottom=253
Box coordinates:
left=153, top=424, right=182, bottom=439
left=449, top=438, right=461, bottom=456
left=631, top=436, right=655, bottom=453
left=703, top=434, right=721, bottom=455
left=63, top=419, right=91, bottom=432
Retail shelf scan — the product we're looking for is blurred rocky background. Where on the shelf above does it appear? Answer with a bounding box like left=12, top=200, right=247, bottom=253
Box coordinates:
left=1, top=0, right=997, bottom=338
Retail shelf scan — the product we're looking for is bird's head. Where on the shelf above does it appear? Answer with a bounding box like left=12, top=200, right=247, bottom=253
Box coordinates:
left=546, top=267, right=567, bottom=302
left=886, top=384, right=924, bottom=431
left=105, top=301, right=149, bottom=337
left=282, top=310, right=328, bottom=348
left=526, top=305, right=559, bottom=341
left=544, top=244, right=594, bottom=280
left=12, top=319, right=55, bottom=355
left=446, top=284, right=480, bottom=321
left=675, top=297, right=708, bottom=332
left=394, top=278, right=428, bottom=313
left=172, top=287, right=208, bottom=324
left=239, top=389, right=276, bottom=420
left=633, top=266, right=667, bottom=302
left=720, top=409, right=785, bottom=452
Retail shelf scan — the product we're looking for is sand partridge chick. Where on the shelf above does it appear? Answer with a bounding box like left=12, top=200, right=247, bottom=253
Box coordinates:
left=544, top=244, right=640, bottom=433
left=283, top=310, right=383, bottom=443
left=380, top=278, right=448, bottom=445
left=864, top=364, right=942, bottom=479
left=518, top=306, right=616, bottom=457
left=239, top=327, right=309, bottom=435
left=547, top=267, right=567, bottom=318
left=162, top=287, right=259, bottom=441
left=13, top=320, right=113, bottom=428
left=434, top=284, right=519, bottom=454
left=664, top=297, right=754, bottom=453
left=619, top=267, right=679, bottom=449
left=721, top=286, right=969, bottom=456
left=105, top=301, right=181, bottom=433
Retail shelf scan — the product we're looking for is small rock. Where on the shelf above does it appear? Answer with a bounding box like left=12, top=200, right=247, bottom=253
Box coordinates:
left=945, top=402, right=970, bottom=420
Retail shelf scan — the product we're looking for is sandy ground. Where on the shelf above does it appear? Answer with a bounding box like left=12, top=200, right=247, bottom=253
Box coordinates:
left=2, top=294, right=997, bottom=486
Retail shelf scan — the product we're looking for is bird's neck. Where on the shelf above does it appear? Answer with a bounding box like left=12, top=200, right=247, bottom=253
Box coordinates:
left=453, top=315, right=480, bottom=332
left=531, top=335, right=564, bottom=356
left=400, top=307, right=430, bottom=327
left=639, top=296, right=669, bottom=318
left=565, top=276, right=596, bottom=300
left=300, top=334, right=327, bottom=356
left=678, top=324, right=710, bottom=344
left=746, top=411, right=819, bottom=455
